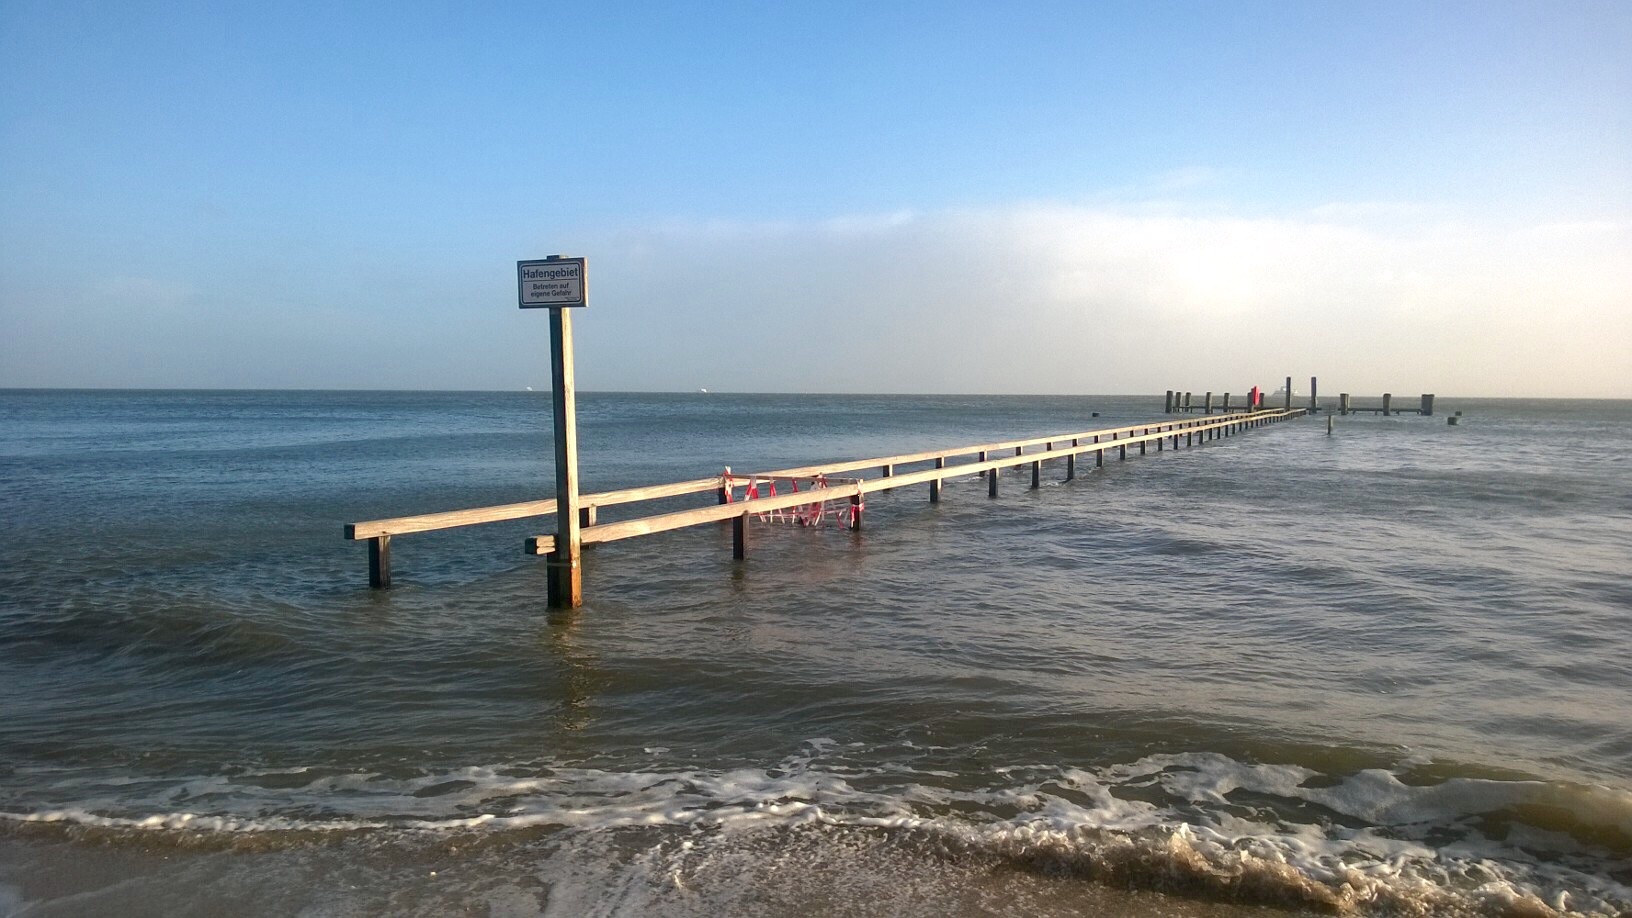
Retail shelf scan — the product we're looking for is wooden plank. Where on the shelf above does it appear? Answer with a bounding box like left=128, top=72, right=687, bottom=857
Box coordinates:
left=747, top=416, right=1251, bottom=483
left=556, top=479, right=867, bottom=548
left=347, top=498, right=560, bottom=540
left=345, top=476, right=723, bottom=540
left=852, top=423, right=1261, bottom=497
left=373, top=409, right=1294, bottom=547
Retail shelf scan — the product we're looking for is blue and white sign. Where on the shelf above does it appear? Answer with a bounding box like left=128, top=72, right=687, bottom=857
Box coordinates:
left=517, top=257, right=587, bottom=308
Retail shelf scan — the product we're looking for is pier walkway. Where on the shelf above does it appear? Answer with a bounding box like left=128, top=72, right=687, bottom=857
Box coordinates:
left=345, top=407, right=1305, bottom=590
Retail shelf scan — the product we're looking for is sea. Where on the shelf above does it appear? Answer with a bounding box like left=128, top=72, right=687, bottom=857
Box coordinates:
left=1, top=389, right=1628, bottom=918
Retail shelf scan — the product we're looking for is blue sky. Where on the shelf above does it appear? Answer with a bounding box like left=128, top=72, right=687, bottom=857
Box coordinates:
left=2, top=1, right=1628, bottom=395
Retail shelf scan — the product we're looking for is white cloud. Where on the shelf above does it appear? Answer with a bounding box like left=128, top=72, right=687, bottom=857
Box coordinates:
left=4, top=202, right=1626, bottom=395
left=575, top=203, right=1632, bottom=397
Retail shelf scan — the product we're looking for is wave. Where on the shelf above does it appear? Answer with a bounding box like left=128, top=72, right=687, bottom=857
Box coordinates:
left=5, top=745, right=1629, bottom=916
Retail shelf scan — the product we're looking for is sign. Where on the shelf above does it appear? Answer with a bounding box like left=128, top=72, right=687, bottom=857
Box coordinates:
left=518, top=257, right=587, bottom=308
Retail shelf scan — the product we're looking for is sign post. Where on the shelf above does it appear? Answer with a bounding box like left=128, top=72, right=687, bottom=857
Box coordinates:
left=518, top=256, right=588, bottom=608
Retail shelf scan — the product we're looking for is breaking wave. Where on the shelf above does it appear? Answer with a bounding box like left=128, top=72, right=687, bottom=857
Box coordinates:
left=6, top=744, right=1629, bottom=917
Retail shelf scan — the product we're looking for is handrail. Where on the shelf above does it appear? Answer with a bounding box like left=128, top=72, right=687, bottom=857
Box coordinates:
left=345, top=476, right=721, bottom=540
left=523, top=409, right=1298, bottom=552
left=348, top=409, right=1295, bottom=541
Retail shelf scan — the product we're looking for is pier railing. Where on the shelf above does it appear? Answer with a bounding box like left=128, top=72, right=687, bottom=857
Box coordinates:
left=345, top=408, right=1303, bottom=587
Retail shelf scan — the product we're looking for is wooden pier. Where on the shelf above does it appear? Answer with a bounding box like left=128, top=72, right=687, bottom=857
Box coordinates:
left=1168, top=376, right=1324, bottom=414
left=345, top=407, right=1305, bottom=591
left=1337, top=393, right=1435, bottom=416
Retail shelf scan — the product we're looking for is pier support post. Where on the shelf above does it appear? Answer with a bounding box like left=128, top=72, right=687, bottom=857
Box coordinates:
left=368, top=536, right=391, bottom=589
left=1284, top=376, right=1292, bottom=410
left=1067, top=440, right=1077, bottom=480
left=1222, top=393, right=1231, bottom=413
left=546, top=305, right=583, bottom=610
left=1165, top=390, right=1174, bottom=413
left=930, top=457, right=944, bottom=502
left=733, top=512, right=749, bottom=559
left=1184, top=392, right=1192, bottom=410
left=1310, top=377, right=1318, bottom=413
left=1031, top=459, right=1041, bottom=489
left=988, top=465, right=1000, bottom=497
left=1421, top=394, right=1435, bottom=416
left=1204, top=391, right=1213, bottom=414
left=850, top=494, right=863, bottom=530
left=1383, top=393, right=1392, bottom=416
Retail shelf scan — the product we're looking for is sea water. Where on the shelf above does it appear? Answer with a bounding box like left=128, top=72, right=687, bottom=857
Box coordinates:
left=1, top=390, right=1628, bottom=917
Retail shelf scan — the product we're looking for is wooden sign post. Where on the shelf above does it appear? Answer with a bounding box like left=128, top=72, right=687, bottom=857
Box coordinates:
left=519, top=256, right=588, bottom=608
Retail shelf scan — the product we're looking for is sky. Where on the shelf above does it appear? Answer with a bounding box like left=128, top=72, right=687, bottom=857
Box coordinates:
left=1, top=1, right=1628, bottom=396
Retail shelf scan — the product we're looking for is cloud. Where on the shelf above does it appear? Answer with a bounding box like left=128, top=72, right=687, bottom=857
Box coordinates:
left=4, top=201, right=1627, bottom=395
left=574, top=203, right=1631, bottom=397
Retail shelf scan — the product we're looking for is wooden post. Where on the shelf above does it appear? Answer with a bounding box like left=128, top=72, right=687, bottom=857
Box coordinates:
left=1204, top=391, right=1213, bottom=414
left=1222, top=392, right=1231, bottom=412
left=1031, top=459, right=1041, bottom=489
left=1184, top=392, right=1192, bottom=410
left=1310, top=377, right=1318, bottom=413
left=579, top=505, right=597, bottom=528
left=988, top=464, right=999, bottom=497
left=1284, top=376, right=1292, bottom=410
left=1339, top=393, right=1350, bottom=415
left=733, top=511, right=749, bottom=559
left=1382, top=393, right=1392, bottom=416
left=1165, top=390, right=1174, bottom=413
left=850, top=493, right=863, bottom=530
left=930, top=456, right=944, bottom=502
left=1327, top=415, right=1334, bottom=436
left=1067, top=439, right=1077, bottom=479
left=978, top=450, right=988, bottom=477
left=547, top=305, right=582, bottom=609
left=1421, top=393, right=1435, bottom=416
left=881, top=464, right=894, bottom=477
left=368, top=536, right=391, bottom=589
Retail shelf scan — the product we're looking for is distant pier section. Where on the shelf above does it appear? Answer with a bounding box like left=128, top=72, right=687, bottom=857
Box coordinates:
left=1166, top=377, right=1437, bottom=418
left=1337, top=393, right=1435, bottom=416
